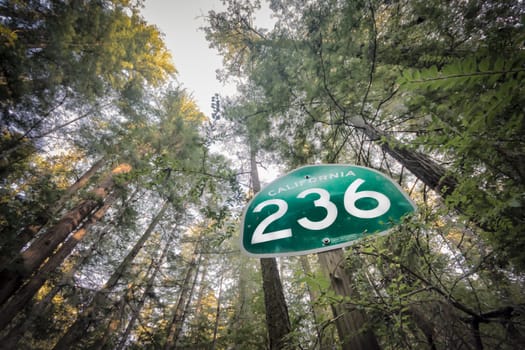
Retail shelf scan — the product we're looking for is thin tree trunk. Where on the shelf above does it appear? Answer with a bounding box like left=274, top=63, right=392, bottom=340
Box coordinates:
left=194, top=260, right=209, bottom=316
left=299, top=255, right=332, bottom=349
left=0, top=157, right=106, bottom=268
left=0, top=164, right=130, bottom=307
left=115, top=233, right=173, bottom=350
left=250, top=146, right=293, bottom=350
left=347, top=118, right=458, bottom=196
left=0, top=189, right=139, bottom=348
left=53, top=158, right=106, bottom=213
left=211, top=270, right=224, bottom=350
left=0, top=196, right=115, bottom=331
left=180, top=254, right=202, bottom=341
left=164, top=245, right=201, bottom=350
left=52, top=200, right=170, bottom=350
left=230, top=255, right=249, bottom=350
left=317, top=249, right=381, bottom=350
left=94, top=297, right=127, bottom=350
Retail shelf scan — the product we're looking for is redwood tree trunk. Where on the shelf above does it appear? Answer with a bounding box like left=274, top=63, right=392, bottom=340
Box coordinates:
left=0, top=158, right=106, bottom=269
left=318, top=249, right=381, bottom=350
left=0, top=190, right=138, bottom=348
left=53, top=158, right=106, bottom=212
left=0, top=197, right=115, bottom=331
left=0, top=166, right=124, bottom=306
left=52, top=200, right=169, bottom=350
left=260, top=257, right=293, bottom=350
left=250, top=146, right=293, bottom=350
left=164, top=246, right=201, bottom=350
left=361, top=123, right=457, bottom=196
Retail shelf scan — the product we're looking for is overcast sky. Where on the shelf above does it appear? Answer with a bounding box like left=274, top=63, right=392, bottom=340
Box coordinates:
left=141, top=1, right=280, bottom=182
left=141, top=0, right=230, bottom=118
left=141, top=1, right=275, bottom=119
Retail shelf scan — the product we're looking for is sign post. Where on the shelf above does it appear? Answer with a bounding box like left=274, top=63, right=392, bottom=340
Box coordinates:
left=241, top=164, right=416, bottom=257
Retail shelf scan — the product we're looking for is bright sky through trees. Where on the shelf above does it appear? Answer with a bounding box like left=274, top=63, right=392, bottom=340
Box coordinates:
left=141, top=0, right=229, bottom=118
left=2, top=1, right=523, bottom=348
left=142, top=0, right=273, bottom=118
left=142, top=0, right=279, bottom=183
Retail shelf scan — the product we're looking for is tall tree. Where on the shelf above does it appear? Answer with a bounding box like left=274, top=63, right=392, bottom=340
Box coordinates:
left=205, top=0, right=524, bottom=268
left=163, top=231, right=203, bottom=349
left=0, top=163, right=131, bottom=307
left=0, top=157, right=106, bottom=269
left=52, top=200, right=170, bottom=350
left=0, top=0, right=174, bottom=164
left=0, top=188, right=141, bottom=349
left=0, top=193, right=117, bottom=331
left=251, top=147, right=294, bottom=350
left=216, top=91, right=294, bottom=349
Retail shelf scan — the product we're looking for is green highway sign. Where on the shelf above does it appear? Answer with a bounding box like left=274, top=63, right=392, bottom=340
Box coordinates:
left=241, top=164, right=416, bottom=257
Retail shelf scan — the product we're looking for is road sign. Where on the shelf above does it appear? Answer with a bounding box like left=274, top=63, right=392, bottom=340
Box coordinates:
left=241, top=164, right=416, bottom=257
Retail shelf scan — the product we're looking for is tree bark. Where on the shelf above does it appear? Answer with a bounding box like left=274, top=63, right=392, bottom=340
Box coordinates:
left=250, top=146, right=293, bottom=350
left=260, top=257, right=293, bottom=350
left=0, top=196, right=115, bottom=331
left=0, top=184, right=138, bottom=350
left=115, top=234, right=173, bottom=350
left=52, top=199, right=169, bottom=350
left=164, top=245, right=201, bottom=350
left=0, top=158, right=106, bottom=269
left=353, top=120, right=457, bottom=196
left=299, top=255, right=333, bottom=349
left=317, top=249, right=381, bottom=350
left=211, top=270, right=224, bottom=350
left=53, top=158, right=107, bottom=213
left=230, top=255, right=249, bottom=350
left=0, top=164, right=130, bottom=307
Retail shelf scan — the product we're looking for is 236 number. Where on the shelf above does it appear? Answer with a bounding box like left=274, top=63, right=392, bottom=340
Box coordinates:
left=251, top=178, right=390, bottom=244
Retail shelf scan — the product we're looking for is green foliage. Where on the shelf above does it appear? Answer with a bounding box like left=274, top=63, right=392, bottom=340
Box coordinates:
left=399, top=55, right=525, bottom=89
left=0, top=0, right=175, bottom=169
left=398, top=47, right=525, bottom=268
left=342, top=207, right=525, bottom=349
left=204, top=1, right=525, bottom=348
left=209, top=0, right=525, bottom=269
left=0, top=149, right=81, bottom=261
left=2, top=1, right=525, bottom=349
